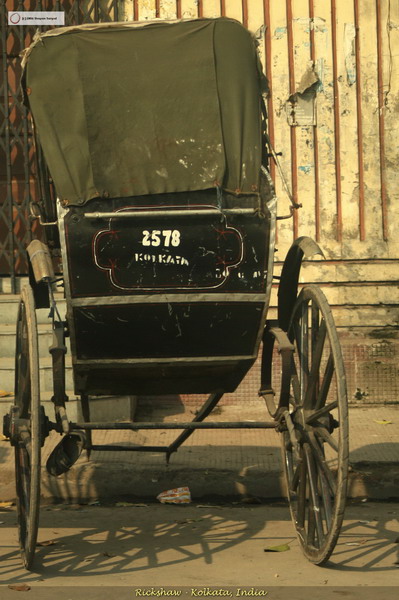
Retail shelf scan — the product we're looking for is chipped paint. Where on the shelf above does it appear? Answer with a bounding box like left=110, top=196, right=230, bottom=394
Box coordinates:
left=344, top=23, right=357, bottom=86
left=286, top=63, right=319, bottom=127
left=274, top=27, right=287, bottom=40
left=315, top=58, right=325, bottom=90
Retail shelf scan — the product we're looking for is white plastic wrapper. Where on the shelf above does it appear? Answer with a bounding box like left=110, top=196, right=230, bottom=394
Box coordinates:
left=156, top=487, right=191, bottom=504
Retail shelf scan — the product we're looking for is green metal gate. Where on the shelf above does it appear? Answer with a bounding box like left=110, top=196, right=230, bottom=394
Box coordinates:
left=0, top=0, right=119, bottom=291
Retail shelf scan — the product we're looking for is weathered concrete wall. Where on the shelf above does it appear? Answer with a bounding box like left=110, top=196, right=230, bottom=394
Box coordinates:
left=119, top=0, right=399, bottom=404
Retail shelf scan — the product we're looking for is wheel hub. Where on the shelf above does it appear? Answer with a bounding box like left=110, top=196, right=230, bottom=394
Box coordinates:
left=3, top=405, right=51, bottom=447
left=3, top=406, right=23, bottom=446
left=285, top=407, right=338, bottom=448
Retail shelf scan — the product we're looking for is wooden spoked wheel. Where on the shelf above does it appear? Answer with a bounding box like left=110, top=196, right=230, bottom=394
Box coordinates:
left=13, top=285, right=41, bottom=569
left=282, top=285, right=348, bottom=565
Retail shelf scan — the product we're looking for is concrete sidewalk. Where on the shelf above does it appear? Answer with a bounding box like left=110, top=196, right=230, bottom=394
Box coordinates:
left=1, top=399, right=398, bottom=503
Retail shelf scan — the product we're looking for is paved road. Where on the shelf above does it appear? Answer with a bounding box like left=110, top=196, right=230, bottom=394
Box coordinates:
left=2, top=404, right=399, bottom=503
left=0, top=500, right=398, bottom=597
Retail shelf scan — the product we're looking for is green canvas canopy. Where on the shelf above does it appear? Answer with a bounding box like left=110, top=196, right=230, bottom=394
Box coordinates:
left=23, top=18, right=266, bottom=205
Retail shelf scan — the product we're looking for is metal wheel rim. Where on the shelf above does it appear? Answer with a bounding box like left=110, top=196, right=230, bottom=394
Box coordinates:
left=282, top=285, right=349, bottom=565
left=14, top=285, right=41, bottom=569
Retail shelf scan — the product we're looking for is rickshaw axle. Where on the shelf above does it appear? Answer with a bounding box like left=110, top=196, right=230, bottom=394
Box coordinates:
left=68, top=421, right=278, bottom=430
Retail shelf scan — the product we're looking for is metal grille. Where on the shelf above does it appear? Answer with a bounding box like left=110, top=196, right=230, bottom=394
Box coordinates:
left=0, top=0, right=119, bottom=291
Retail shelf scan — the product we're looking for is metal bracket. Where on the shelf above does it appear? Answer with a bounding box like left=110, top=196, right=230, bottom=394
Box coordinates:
left=49, top=321, right=70, bottom=434
left=259, top=324, right=294, bottom=420
left=29, top=201, right=58, bottom=226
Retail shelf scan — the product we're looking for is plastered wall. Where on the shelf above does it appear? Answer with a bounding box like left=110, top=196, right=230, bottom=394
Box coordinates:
left=121, top=1, right=399, bottom=403
left=121, top=0, right=398, bottom=325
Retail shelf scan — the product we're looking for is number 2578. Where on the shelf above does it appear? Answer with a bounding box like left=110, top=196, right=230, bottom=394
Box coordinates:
left=141, top=230, right=181, bottom=247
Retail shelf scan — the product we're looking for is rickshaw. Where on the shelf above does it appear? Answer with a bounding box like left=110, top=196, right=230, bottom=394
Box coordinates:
left=3, top=17, right=348, bottom=569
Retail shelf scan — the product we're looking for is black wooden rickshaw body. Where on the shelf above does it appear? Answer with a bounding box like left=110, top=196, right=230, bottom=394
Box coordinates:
left=60, top=187, right=274, bottom=396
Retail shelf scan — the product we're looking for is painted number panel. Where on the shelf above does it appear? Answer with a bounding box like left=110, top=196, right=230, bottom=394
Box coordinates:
left=93, top=207, right=244, bottom=290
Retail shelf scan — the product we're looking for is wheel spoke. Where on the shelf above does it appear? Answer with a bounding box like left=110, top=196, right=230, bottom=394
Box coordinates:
left=306, top=400, right=338, bottom=425
left=19, top=427, right=32, bottom=459
left=307, top=432, right=337, bottom=495
left=304, top=319, right=327, bottom=409
left=16, top=447, right=31, bottom=506
left=315, top=353, right=334, bottom=410
left=307, top=499, right=316, bottom=548
left=304, top=444, right=324, bottom=546
left=293, top=319, right=309, bottom=379
left=314, top=426, right=339, bottom=453
left=311, top=302, right=320, bottom=350
left=291, top=462, right=301, bottom=493
left=19, top=360, right=31, bottom=412
left=293, top=321, right=302, bottom=354
left=318, top=464, right=333, bottom=530
left=296, top=450, right=307, bottom=529
left=290, top=356, right=301, bottom=405
left=311, top=303, right=321, bottom=408
left=300, top=303, right=309, bottom=402
left=16, top=313, right=32, bottom=416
